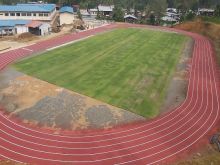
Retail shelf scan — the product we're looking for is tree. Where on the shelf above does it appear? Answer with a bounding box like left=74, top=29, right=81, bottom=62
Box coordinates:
left=149, top=13, right=156, bottom=25
left=147, top=0, right=168, bottom=18
left=215, top=4, right=220, bottom=16
left=112, top=5, right=124, bottom=22
left=185, top=11, right=195, bottom=21
left=77, top=9, right=82, bottom=20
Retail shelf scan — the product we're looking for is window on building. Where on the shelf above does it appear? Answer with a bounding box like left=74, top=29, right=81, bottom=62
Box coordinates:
left=27, top=13, right=31, bottom=16
left=5, top=13, right=9, bottom=16
left=39, top=13, right=44, bottom=17
left=16, top=13, right=20, bottom=16
left=33, top=13, right=37, bottom=16
left=10, top=13, right=15, bottom=16
left=44, top=13, right=49, bottom=17
left=21, top=13, right=26, bottom=16
left=0, top=13, right=3, bottom=16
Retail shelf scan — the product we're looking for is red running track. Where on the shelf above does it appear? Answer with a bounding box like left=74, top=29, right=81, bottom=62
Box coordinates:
left=0, top=23, right=219, bottom=165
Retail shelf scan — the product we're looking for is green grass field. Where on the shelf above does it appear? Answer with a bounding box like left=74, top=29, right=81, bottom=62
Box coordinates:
left=14, top=28, right=187, bottom=118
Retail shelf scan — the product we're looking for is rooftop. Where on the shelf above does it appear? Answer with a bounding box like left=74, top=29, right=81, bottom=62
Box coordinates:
left=124, top=15, right=137, bottom=19
left=0, top=20, right=30, bottom=27
left=26, top=20, right=43, bottom=28
left=0, top=3, right=56, bottom=12
left=98, top=5, right=114, bottom=12
left=60, top=6, right=74, bottom=14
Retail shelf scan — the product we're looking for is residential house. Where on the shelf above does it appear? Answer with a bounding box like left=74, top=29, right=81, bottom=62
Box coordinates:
left=124, top=14, right=137, bottom=23
left=89, top=5, right=114, bottom=18
left=198, top=8, right=215, bottom=16
left=162, top=8, right=180, bottom=23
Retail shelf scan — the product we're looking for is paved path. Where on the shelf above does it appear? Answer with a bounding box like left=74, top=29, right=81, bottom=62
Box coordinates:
left=0, top=23, right=219, bottom=165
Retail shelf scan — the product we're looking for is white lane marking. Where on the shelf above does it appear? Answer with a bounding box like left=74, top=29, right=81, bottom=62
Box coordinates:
left=22, top=48, right=33, bottom=52
left=46, top=35, right=94, bottom=51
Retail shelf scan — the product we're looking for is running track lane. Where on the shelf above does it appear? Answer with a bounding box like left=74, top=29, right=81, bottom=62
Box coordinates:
left=0, top=23, right=219, bottom=165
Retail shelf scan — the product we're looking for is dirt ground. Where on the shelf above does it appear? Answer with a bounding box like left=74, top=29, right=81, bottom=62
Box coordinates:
left=0, top=26, right=73, bottom=53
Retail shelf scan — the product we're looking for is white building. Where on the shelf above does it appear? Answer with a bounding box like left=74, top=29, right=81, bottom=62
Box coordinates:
left=26, top=20, right=51, bottom=36
left=198, top=8, right=215, bottom=16
left=0, top=20, right=29, bottom=35
left=60, top=6, right=76, bottom=25
left=0, top=3, right=56, bottom=22
left=89, top=5, right=114, bottom=17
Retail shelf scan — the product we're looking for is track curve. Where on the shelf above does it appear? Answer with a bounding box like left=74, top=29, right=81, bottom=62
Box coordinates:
left=0, top=23, right=219, bottom=165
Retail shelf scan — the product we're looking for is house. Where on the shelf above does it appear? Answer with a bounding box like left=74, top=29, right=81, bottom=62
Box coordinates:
left=98, top=5, right=114, bottom=17
left=89, top=5, right=114, bottom=18
left=80, top=9, right=96, bottom=20
left=0, top=20, right=30, bottom=35
left=26, top=20, right=51, bottom=36
left=162, top=8, right=180, bottom=24
left=167, top=8, right=177, bottom=13
left=161, top=16, right=178, bottom=23
left=60, top=6, right=76, bottom=25
left=124, top=15, right=137, bottom=23
left=0, top=3, right=57, bottom=23
left=198, top=8, right=215, bottom=16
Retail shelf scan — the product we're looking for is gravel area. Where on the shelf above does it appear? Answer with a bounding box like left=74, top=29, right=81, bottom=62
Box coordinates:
left=14, top=89, right=145, bottom=130
left=161, top=38, right=194, bottom=113
left=85, top=105, right=145, bottom=129
left=16, top=91, right=85, bottom=129
left=0, top=68, right=24, bottom=89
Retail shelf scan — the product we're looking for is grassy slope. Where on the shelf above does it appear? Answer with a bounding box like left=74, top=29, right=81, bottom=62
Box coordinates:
left=14, top=28, right=187, bottom=118
left=201, top=16, right=220, bottom=24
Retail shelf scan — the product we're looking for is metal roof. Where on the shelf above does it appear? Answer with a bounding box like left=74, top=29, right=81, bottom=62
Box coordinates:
left=0, top=20, right=30, bottom=27
left=60, top=6, right=74, bottom=14
left=124, top=15, right=137, bottom=19
left=98, top=5, right=114, bottom=12
left=25, top=20, right=43, bottom=28
left=0, top=4, right=56, bottom=12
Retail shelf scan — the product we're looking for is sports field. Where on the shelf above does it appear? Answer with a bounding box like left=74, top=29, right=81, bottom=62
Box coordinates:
left=14, top=28, right=187, bottom=118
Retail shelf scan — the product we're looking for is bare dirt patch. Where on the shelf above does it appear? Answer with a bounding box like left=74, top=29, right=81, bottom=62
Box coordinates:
left=0, top=68, right=145, bottom=130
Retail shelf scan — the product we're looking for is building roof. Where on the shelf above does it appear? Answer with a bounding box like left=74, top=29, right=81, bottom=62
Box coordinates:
left=0, top=20, right=30, bottom=27
left=90, top=8, right=98, bottom=12
left=167, top=8, right=177, bottom=13
left=60, top=6, right=74, bottom=14
left=0, top=3, right=56, bottom=12
left=124, top=14, right=137, bottom=19
left=98, top=5, right=114, bottom=12
left=161, top=16, right=177, bottom=22
left=26, top=20, right=43, bottom=28
left=198, top=8, right=215, bottom=12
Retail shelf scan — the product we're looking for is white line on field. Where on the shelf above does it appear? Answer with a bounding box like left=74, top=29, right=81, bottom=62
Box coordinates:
left=46, top=35, right=94, bottom=51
